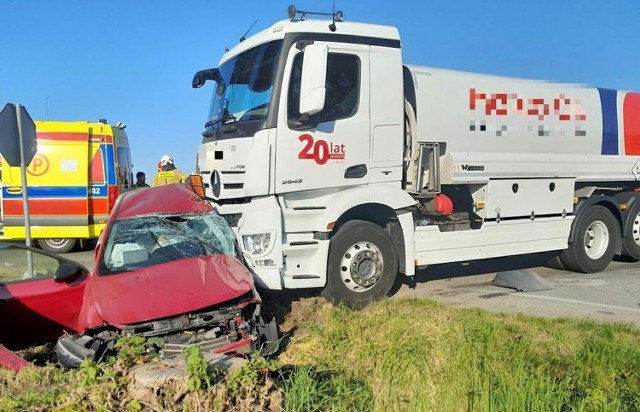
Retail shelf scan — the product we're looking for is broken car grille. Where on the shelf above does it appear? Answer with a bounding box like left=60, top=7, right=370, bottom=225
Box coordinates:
left=162, top=335, right=234, bottom=358
left=122, top=305, right=243, bottom=338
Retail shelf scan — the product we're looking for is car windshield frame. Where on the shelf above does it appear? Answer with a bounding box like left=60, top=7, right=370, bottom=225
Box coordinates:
left=206, top=40, right=283, bottom=128
left=98, top=212, right=238, bottom=276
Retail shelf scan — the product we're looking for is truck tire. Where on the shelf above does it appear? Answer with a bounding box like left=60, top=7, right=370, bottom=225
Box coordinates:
left=322, top=220, right=398, bottom=308
left=38, top=238, right=77, bottom=254
left=560, top=205, right=619, bottom=273
left=621, top=200, right=640, bottom=261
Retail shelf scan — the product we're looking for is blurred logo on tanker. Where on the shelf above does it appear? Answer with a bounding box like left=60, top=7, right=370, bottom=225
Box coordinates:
left=469, top=88, right=588, bottom=137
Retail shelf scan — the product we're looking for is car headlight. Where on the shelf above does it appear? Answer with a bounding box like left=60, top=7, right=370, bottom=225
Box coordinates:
left=242, top=233, right=273, bottom=256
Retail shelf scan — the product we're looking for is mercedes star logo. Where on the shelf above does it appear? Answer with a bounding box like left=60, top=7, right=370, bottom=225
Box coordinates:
left=211, top=169, right=222, bottom=199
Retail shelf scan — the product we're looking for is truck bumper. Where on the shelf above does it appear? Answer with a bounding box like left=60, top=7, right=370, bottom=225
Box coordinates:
left=249, top=267, right=283, bottom=290
left=237, top=196, right=285, bottom=290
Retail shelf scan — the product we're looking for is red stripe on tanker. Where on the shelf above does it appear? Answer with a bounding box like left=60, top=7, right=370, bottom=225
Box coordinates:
left=624, top=92, right=640, bottom=155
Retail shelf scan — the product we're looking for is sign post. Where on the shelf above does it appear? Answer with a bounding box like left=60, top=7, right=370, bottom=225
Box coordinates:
left=0, top=103, right=37, bottom=277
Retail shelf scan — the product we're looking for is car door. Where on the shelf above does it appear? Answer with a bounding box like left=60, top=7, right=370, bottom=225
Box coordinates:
left=0, top=243, right=87, bottom=350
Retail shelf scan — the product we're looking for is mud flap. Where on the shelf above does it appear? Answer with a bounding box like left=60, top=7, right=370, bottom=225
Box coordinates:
left=492, top=270, right=555, bottom=292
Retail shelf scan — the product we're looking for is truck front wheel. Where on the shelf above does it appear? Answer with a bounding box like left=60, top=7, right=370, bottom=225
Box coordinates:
left=38, top=238, right=77, bottom=254
left=323, top=220, right=398, bottom=308
left=560, top=205, right=619, bottom=273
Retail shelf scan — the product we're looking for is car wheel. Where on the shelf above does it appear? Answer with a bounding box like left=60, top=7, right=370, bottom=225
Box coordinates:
left=322, top=220, right=398, bottom=308
left=38, top=238, right=77, bottom=254
left=560, top=205, right=619, bottom=273
left=621, top=200, right=640, bottom=261
left=56, top=334, right=108, bottom=369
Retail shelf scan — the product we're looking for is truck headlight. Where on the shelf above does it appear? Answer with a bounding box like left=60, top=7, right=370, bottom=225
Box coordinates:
left=242, top=233, right=273, bottom=256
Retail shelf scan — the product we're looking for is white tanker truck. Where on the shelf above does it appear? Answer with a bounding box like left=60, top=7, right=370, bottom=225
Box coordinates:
left=192, top=5, right=640, bottom=306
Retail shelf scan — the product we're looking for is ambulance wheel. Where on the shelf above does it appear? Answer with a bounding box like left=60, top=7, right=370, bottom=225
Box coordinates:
left=38, top=238, right=77, bottom=254
left=323, top=220, right=398, bottom=308
left=560, top=205, right=619, bottom=273
left=621, top=200, right=640, bottom=261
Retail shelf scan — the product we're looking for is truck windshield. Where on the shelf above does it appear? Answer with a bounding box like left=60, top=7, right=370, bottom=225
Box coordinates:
left=207, top=40, right=283, bottom=127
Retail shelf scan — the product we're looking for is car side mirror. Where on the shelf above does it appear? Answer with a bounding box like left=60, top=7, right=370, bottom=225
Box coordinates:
left=54, top=263, right=84, bottom=283
left=299, top=43, right=328, bottom=116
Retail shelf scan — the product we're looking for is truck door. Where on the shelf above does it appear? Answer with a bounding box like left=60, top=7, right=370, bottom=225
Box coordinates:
left=275, top=42, right=370, bottom=193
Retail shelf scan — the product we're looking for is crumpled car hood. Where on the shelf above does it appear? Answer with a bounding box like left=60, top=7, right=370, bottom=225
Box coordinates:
left=82, top=255, right=254, bottom=328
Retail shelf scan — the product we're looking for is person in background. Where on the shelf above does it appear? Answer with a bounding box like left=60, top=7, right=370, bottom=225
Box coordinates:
left=152, top=155, right=188, bottom=187
left=131, top=171, right=150, bottom=189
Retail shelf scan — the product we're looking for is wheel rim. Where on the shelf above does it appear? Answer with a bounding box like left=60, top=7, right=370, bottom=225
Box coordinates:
left=631, top=212, right=640, bottom=246
left=44, top=238, right=70, bottom=249
left=340, top=241, right=384, bottom=292
left=583, top=221, right=609, bottom=260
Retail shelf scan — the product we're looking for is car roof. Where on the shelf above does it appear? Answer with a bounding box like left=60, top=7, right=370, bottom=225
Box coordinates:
left=113, top=184, right=213, bottom=219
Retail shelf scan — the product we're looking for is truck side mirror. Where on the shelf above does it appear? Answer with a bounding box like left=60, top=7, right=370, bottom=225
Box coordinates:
left=299, top=44, right=328, bottom=116
left=192, top=68, right=221, bottom=89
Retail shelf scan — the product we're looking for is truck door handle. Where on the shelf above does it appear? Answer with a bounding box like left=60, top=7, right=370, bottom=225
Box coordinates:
left=345, top=164, right=367, bottom=179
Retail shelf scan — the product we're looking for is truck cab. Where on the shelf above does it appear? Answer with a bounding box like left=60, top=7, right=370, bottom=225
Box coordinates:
left=194, top=12, right=413, bottom=299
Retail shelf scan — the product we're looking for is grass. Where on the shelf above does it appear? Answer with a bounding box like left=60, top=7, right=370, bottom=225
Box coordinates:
left=278, top=298, right=640, bottom=411
left=1, top=297, right=639, bottom=411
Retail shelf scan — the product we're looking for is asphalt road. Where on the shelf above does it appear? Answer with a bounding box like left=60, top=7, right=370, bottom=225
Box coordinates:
left=64, top=250, right=640, bottom=327
left=393, top=252, right=640, bottom=327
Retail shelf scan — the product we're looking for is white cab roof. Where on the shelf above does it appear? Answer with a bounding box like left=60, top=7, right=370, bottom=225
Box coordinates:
left=219, top=18, right=400, bottom=64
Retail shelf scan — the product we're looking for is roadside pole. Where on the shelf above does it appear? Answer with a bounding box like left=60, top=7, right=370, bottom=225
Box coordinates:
left=16, top=105, right=34, bottom=277
left=0, top=103, right=38, bottom=278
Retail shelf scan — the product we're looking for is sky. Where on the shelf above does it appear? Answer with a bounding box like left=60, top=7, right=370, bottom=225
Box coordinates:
left=1, top=1, right=639, bottom=177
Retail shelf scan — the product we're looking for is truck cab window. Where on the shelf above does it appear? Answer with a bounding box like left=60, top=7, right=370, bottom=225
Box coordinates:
left=288, top=52, right=360, bottom=124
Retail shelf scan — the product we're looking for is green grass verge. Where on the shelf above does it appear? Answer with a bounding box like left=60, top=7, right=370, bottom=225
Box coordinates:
left=1, top=297, right=639, bottom=411
left=279, top=297, right=640, bottom=411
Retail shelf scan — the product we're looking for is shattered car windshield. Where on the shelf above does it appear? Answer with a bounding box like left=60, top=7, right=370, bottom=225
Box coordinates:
left=207, top=40, right=282, bottom=126
left=99, top=212, right=237, bottom=275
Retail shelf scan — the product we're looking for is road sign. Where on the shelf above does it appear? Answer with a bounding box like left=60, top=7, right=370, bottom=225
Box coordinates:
left=0, top=103, right=37, bottom=167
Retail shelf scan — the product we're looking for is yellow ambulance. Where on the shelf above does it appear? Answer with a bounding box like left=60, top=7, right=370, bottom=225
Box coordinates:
left=0, top=120, right=133, bottom=253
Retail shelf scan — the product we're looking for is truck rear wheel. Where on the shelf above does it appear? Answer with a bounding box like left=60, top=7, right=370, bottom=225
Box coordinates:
left=323, top=220, right=398, bottom=308
left=38, top=238, right=77, bottom=254
left=621, top=200, right=640, bottom=261
left=560, top=205, right=619, bottom=273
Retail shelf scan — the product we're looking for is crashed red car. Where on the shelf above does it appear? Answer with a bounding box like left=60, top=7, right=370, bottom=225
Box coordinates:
left=0, top=184, right=277, bottom=370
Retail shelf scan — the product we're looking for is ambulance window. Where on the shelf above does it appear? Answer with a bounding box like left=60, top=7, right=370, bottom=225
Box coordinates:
left=288, top=53, right=360, bottom=124
left=116, top=147, right=132, bottom=188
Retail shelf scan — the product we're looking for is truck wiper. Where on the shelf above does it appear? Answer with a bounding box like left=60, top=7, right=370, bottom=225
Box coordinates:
left=205, top=114, right=237, bottom=129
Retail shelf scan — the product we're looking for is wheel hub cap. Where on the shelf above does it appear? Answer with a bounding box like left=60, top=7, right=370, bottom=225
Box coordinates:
left=46, top=239, right=69, bottom=247
left=583, top=221, right=609, bottom=260
left=340, top=242, right=383, bottom=292
left=632, top=212, right=640, bottom=246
